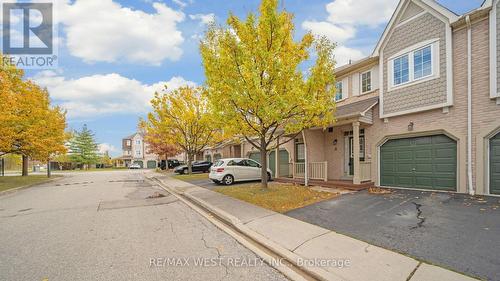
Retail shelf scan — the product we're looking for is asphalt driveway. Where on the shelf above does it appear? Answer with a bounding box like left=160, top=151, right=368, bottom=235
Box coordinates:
left=286, top=189, right=500, bottom=281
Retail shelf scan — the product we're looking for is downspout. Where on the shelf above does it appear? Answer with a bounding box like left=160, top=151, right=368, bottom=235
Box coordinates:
left=302, top=130, right=308, bottom=186
left=466, top=15, right=475, bottom=195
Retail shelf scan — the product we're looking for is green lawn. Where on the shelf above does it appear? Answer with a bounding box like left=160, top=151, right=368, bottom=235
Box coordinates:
left=0, top=175, right=60, bottom=192
left=214, top=182, right=338, bottom=213
left=172, top=173, right=209, bottom=181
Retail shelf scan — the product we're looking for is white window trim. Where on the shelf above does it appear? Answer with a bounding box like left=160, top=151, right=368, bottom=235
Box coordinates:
left=387, top=39, right=440, bottom=92
left=360, top=71, right=372, bottom=94
left=335, top=81, right=346, bottom=102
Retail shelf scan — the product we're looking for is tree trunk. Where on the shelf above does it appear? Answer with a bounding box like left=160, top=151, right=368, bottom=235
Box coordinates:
left=260, top=137, right=268, bottom=189
left=22, top=155, right=29, bottom=176
left=47, top=160, right=51, bottom=178
left=187, top=153, right=193, bottom=175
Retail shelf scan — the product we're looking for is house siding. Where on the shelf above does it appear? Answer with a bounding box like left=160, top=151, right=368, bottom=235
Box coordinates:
left=472, top=17, right=500, bottom=194
left=382, top=12, right=448, bottom=115
left=497, top=0, right=500, bottom=92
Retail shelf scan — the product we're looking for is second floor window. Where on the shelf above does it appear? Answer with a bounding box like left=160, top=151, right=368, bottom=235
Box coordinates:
left=414, top=46, right=432, bottom=80
left=335, top=81, right=343, bottom=101
left=136, top=140, right=141, bottom=145
left=393, top=55, right=409, bottom=86
left=126, top=140, right=131, bottom=146
left=361, top=71, right=371, bottom=93
left=136, top=150, right=141, bottom=155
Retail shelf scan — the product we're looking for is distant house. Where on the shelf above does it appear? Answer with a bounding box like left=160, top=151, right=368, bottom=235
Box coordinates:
left=115, top=133, right=159, bottom=169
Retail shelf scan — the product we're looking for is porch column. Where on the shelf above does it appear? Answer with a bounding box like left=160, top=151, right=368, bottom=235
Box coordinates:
left=353, top=121, right=361, bottom=185
left=302, top=130, right=309, bottom=186
left=275, top=137, right=280, bottom=178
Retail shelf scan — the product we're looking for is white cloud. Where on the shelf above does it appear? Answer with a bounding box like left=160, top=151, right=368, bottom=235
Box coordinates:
left=302, top=21, right=355, bottom=43
left=172, top=0, right=188, bottom=8
left=334, top=46, right=365, bottom=66
left=31, top=71, right=196, bottom=118
left=98, top=143, right=117, bottom=154
left=189, top=13, right=215, bottom=25
left=302, top=0, right=398, bottom=67
left=59, top=0, right=185, bottom=65
left=326, top=0, right=398, bottom=27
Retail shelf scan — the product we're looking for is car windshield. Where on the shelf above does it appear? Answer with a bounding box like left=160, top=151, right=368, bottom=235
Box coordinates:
left=213, top=160, right=224, bottom=167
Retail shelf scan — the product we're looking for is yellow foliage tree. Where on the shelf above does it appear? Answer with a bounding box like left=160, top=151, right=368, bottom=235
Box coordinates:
left=200, top=0, right=337, bottom=188
left=0, top=58, right=68, bottom=176
left=142, top=86, right=222, bottom=174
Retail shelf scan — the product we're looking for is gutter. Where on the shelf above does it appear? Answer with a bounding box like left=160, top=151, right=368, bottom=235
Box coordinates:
left=466, top=15, right=475, bottom=195
left=301, top=130, right=308, bottom=186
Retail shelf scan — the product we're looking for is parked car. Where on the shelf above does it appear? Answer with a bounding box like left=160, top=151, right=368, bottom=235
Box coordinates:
left=209, top=158, right=272, bottom=185
left=174, top=161, right=212, bottom=174
left=129, top=163, right=141, bottom=169
left=167, top=159, right=182, bottom=169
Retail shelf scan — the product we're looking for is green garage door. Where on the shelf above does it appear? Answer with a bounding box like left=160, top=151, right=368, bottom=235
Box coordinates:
left=380, top=134, right=457, bottom=191
left=147, top=160, right=156, bottom=169
left=268, top=150, right=290, bottom=177
left=490, top=132, right=500, bottom=195
left=249, top=152, right=261, bottom=164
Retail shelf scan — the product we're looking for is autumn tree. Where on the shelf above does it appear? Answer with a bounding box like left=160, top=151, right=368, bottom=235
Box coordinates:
left=142, top=131, right=181, bottom=162
left=200, top=0, right=337, bottom=188
left=142, top=86, right=221, bottom=174
left=68, top=125, right=100, bottom=169
left=0, top=61, right=68, bottom=176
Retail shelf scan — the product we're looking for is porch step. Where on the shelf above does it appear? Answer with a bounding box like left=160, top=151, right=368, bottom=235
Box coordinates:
left=275, top=177, right=374, bottom=191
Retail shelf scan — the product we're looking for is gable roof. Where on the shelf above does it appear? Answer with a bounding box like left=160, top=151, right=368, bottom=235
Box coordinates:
left=372, top=0, right=458, bottom=56
left=336, top=96, right=379, bottom=120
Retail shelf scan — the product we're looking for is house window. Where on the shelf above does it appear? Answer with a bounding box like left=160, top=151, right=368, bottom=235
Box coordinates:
left=413, top=45, right=432, bottom=80
left=361, top=71, right=371, bottom=93
left=335, top=81, right=343, bottom=101
left=295, top=142, right=305, bottom=163
left=126, top=140, right=131, bottom=146
left=393, top=55, right=409, bottom=86
left=390, top=41, right=437, bottom=89
left=136, top=140, right=141, bottom=145
left=136, top=150, right=141, bottom=155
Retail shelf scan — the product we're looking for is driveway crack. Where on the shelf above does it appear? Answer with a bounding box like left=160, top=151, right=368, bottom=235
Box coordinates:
left=410, top=202, right=426, bottom=229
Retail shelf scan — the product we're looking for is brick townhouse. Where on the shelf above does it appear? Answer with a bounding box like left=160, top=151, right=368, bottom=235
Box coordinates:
left=234, top=0, right=500, bottom=196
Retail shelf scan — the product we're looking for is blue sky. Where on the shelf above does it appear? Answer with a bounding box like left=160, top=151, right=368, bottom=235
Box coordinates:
left=26, top=0, right=484, bottom=156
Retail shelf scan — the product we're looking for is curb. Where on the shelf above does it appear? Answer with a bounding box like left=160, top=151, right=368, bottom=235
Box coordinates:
left=0, top=175, right=65, bottom=197
left=153, top=176, right=343, bottom=281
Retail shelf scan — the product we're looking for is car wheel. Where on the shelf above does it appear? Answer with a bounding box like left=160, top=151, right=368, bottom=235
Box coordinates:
left=267, top=172, right=272, bottom=182
left=222, top=175, right=234, bottom=185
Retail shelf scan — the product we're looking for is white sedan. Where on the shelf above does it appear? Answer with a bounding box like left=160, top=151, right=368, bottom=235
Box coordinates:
left=209, top=158, right=273, bottom=185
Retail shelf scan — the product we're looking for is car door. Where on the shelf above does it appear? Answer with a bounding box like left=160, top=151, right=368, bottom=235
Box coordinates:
left=232, top=159, right=249, bottom=181
left=245, top=159, right=262, bottom=180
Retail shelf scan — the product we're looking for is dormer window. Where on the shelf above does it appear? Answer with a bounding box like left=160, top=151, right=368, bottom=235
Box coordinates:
left=393, top=55, right=409, bottom=86
left=389, top=39, right=439, bottom=90
left=361, top=71, right=372, bottom=93
left=335, top=81, right=343, bottom=101
left=413, top=45, right=432, bottom=80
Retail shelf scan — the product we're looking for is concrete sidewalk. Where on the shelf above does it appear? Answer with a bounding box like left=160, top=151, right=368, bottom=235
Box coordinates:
left=152, top=173, right=477, bottom=281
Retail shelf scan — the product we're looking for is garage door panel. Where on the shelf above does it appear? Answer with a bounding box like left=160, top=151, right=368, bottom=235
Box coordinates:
left=396, top=176, right=414, bottom=187
left=490, top=133, right=500, bottom=195
left=381, top=134, right=456, bottom=191
left=397, top=163, right=414, bottom=173
left=414, top=136, right=432, bottom=145
left=414, top=149, right=432, bottom=159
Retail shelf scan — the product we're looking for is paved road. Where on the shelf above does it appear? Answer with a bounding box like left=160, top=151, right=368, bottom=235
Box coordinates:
left=287, top=189, right=500, bottom=281
left=0, top=170, right=288, bottom=281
